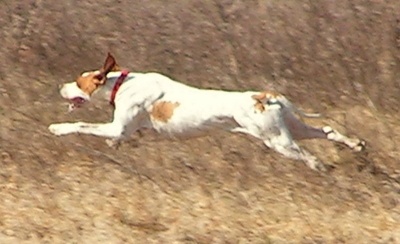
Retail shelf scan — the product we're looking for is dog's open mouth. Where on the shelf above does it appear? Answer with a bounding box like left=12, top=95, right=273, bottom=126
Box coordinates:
left=68, top=97, right=86, bottom=112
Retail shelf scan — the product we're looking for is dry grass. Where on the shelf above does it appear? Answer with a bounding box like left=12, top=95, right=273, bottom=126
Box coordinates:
left=0, top=0, right=399, bottom=243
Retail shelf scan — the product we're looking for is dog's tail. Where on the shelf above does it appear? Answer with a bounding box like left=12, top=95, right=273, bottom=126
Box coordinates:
left=275, top=96, right=322, bottom=118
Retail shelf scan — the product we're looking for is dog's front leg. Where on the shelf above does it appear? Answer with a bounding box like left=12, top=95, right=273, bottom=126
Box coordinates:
left=49, top=121, right=124, bottom=139
left=49, top=104, right=142, bottom=144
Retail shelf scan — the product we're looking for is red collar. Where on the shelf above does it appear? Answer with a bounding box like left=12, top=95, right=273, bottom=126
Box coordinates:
left=109, top=70, right=129, bottom=107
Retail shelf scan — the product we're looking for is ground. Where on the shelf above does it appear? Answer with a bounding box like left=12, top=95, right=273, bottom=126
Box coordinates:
left=0, top=1, right=399, bottom=243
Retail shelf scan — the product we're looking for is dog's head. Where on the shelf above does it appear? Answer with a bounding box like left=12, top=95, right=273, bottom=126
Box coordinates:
left=58, top=53, right=120, bottom=112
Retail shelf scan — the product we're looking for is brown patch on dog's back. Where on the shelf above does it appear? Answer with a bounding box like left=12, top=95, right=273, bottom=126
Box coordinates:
left=151, top=101, right=180, bottom=122
left=251, top=91, right=281, bottom=101
left=253, top=101, right=265, bottom=112
left=251, top=91, right=281, bottom=112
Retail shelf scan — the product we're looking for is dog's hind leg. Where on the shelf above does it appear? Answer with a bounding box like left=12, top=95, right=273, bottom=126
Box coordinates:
left=264, top=137, right=326, bottom=171
left=231, top=108, right=326, bottom=171
left=320, top=126, right=365, bottom=151
left=231, top=126, right=325, bottom=170
left=283, top=111, right=366, bottom=151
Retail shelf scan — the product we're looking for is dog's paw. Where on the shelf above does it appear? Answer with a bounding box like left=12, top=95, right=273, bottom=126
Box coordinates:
left=105, top=138, right=121, bottom=149
left=48, top=123, right=75, bottom=136
left=352, top=140, right=366, bottom=152
left=304, top=156, right=327, bottom=172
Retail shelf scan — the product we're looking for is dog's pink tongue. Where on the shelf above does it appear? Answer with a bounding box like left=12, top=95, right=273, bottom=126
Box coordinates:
left=70, top=97, right=85, bottom=104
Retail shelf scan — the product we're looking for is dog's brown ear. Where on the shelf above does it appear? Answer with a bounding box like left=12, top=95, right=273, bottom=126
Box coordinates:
left=95, top=53, right=120, bottom=82
left=102, top=52, right=118, bottom=73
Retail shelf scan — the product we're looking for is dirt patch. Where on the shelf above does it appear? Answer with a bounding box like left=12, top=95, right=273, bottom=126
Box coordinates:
left=0, top=0, right=399, bottom=243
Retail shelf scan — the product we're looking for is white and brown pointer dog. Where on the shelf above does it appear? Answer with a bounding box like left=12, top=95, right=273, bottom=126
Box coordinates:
left=49, top=53, right=365, bottom=171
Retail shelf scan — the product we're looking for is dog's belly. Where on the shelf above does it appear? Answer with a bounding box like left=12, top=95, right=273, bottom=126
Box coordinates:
left=149, top=114, right=239, bottom=139
left=146, top=95, right=246, bottom=139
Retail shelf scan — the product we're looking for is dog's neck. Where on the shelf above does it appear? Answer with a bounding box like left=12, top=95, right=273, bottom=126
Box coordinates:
left=92, top=71, right=130, bottom=103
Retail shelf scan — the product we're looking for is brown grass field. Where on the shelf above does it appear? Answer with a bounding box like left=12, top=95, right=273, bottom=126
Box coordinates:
left=0, top=1, right=399, bottom=243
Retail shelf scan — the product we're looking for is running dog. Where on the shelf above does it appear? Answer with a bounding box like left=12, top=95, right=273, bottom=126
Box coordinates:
left=49, top=53, right=365, bottom=171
